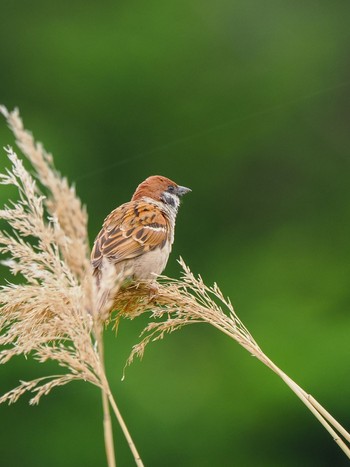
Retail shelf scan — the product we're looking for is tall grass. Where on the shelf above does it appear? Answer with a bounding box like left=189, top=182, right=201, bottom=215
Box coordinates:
left=1, top=106, right=349, bottom=464
left=0, top=106, right=142, bottom=467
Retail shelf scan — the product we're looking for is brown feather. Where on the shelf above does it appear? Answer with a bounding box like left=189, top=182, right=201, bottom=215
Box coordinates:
left=91, top=200, right=170, bottom=272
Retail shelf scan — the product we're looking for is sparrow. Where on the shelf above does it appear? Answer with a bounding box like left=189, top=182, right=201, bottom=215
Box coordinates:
left=91, top=175, right=191, bottom=290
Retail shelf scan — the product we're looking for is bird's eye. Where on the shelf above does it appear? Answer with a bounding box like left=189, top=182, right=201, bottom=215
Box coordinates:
left=168, top=185, right=175, bottom=192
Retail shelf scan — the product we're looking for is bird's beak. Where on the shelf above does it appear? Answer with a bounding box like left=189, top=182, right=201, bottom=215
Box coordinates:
left=176, top=185, right=192, bottom=196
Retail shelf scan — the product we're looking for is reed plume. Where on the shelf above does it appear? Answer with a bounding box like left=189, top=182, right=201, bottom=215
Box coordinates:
left=0, top=106, right=143, bottom=467
left=1, top=106, right=349, bottom=464
left=115, top=259, right=350, bottom=460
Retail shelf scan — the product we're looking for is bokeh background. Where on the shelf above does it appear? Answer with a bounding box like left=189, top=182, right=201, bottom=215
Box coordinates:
left=1, top=1, right=350, bottom=466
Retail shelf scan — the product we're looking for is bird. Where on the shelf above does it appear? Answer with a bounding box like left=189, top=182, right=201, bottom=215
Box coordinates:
left=91, top=175, right=191, bottom=296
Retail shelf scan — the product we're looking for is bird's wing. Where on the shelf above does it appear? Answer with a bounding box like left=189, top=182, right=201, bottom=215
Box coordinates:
left=91, top=200, right=170, bottom=270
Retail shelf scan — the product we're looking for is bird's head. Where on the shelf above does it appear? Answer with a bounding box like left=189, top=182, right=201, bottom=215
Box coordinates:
left=132, top=175, right=191, bottom=208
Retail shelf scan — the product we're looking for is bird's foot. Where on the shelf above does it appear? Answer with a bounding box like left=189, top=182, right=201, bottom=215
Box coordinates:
left=148, top=282, right=159, bottom=301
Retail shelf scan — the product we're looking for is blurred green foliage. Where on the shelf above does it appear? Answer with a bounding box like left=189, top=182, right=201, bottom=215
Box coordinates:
left=1, top=1, right=350, bottom=465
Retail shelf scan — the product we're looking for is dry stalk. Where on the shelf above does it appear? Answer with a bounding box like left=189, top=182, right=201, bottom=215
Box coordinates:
left=116, top=259, right=350, bottom=459
left=2, top=105, right=348, bottom=463
left=0, top=107, right=143, bottom=467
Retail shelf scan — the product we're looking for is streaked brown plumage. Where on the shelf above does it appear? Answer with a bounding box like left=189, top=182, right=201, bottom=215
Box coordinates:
left=91, top=175, right=191, bottom=285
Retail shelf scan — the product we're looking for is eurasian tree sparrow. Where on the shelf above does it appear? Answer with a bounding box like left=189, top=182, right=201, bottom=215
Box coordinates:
left=91, top=175, right=191, bottom=288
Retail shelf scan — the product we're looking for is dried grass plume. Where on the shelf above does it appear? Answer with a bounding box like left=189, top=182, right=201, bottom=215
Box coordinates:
left=0, top=106, right=143, bottom=467
left=115, top=259, right=350, bottom=459
left=1, top=106, right=349, bottom=464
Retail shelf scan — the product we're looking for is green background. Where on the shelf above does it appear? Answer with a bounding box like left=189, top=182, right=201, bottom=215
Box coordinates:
left=1, top=1, right=350, bottom=465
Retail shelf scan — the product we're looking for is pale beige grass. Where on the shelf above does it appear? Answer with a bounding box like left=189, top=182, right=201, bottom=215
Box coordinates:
left=0, top=106, right=143, bottom=467
left=1, top=106, right=349, bottom=465
left=114, top=260, right=350, bottom=459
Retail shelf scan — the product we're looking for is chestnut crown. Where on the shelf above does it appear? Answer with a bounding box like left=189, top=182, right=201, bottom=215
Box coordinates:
left=132, top=175, right=191, bottom=203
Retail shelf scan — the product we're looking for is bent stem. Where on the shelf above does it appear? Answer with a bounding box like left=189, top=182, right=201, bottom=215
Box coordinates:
left=220, top=325, right=350, bottom=458
left=101, top=388, right=116, bottom=467
left=96, top=332, right=116, bottom=467
left=96, top=328, right=143, bottom=467
left=107, top=389, right=144, bottom=467
left=116, top=265, right=350, bottom=460
left=262, top=356, right=350, bottom=459
left=201, top=311, right=350, bottom=458
left=159, top=308, right=350, bottom=457
left=307, top=395, right=350, bottom=444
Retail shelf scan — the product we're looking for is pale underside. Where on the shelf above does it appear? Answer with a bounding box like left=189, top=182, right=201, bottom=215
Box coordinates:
left=112, top=242, right=172, bottom=281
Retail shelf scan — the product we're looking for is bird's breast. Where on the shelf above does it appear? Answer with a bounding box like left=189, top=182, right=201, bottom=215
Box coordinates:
left=128, top=242, right=172, bottom=281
